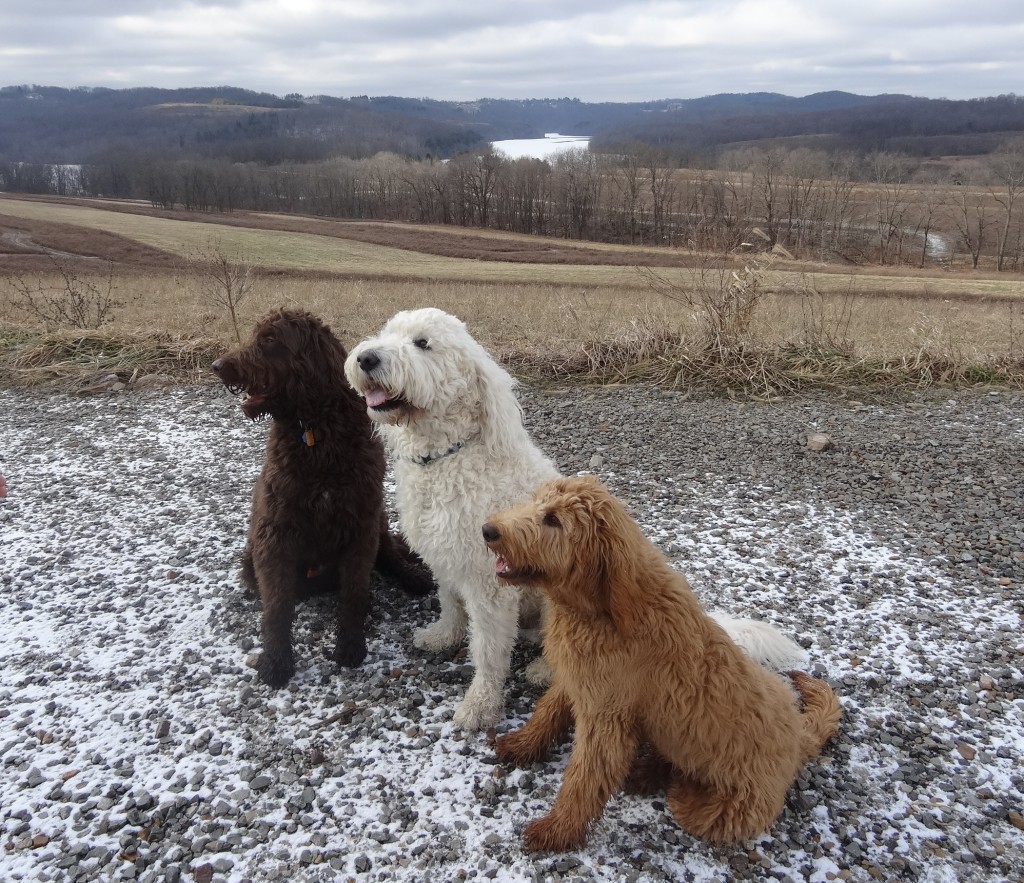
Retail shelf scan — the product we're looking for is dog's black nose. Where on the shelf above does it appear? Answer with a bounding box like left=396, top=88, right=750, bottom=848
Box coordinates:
left=357, top=350, right=380, bottom=373
left=482, top=523, right=500, bottom=542
left=211, top=358, right=225, bottom=374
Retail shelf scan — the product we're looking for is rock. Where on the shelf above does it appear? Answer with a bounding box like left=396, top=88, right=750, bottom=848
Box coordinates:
left=956, top=743, right=976, bottom=760
left=76, top=375, right=125, bottom=396
left=803, top=431, right=833, bottom=452
left=133, top=373, right=177, bottom=390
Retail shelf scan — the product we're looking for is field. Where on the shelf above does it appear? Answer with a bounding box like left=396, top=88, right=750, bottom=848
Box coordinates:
left=1, top=193, right=1022, bottom=393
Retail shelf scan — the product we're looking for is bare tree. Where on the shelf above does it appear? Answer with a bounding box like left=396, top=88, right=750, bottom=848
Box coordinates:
left=186, top=246, right=256, bottom=344
left=988, top=139, right=1024, bottom=271
left=946, top=179, right=994, bottom=269
left=869, top=152, right=915, bottom=265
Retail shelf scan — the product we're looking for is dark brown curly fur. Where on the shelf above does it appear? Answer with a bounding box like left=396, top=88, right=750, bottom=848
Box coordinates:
left=213, top=308, right=432, bottom=687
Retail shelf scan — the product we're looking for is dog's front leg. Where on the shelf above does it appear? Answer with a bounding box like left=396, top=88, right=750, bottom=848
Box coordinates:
left=496, top=685, right=572, bottom=765
left=453, top=587, right=519, bottom=729
left=523, top=713, right=637, bottom=852
left=413, top=578, right=467, bottom=652
left=331, top=544, right=374, bottom=668
left=251, top=551, right=299, bottom=688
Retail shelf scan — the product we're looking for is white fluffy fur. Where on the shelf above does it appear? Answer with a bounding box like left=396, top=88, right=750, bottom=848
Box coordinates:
left=346, top=308, right=807, bottom=729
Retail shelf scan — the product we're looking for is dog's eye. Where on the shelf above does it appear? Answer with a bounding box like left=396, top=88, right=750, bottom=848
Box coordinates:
left=413, top=337, right=430, bottom=350
left=542, top=512, right=561, bottom=528
left=263, top=334, right=276, bottom=345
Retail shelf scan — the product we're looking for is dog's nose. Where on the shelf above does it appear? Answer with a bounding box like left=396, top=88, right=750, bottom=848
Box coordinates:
left=211, top=358, right=225, bottom=374
left=482, top=523, right=500, bottom=543
left=357, top=350, right=380, bottom=373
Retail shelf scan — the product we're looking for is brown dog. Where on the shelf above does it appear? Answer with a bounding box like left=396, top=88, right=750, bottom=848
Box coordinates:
left=212, top=308, right=432, bottom=687
left=483, top=475, right=841, bottom=851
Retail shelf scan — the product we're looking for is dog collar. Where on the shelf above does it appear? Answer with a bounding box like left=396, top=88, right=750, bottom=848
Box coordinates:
left=403, top=433, right=478, bottom=466
left=299, top=420, right=316, bottom=447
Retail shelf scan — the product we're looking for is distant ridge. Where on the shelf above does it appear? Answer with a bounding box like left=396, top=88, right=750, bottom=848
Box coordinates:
left=1, top=84, right=1020, bottom=164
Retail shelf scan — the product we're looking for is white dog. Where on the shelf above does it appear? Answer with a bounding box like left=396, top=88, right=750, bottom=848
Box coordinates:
left=346, top=308, right=807, bottom=729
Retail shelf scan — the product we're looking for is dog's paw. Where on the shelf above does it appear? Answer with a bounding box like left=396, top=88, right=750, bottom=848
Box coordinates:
left=524, top=656, right=552, bottom=686
left=523, top=815, right=587, bottom=853
left=413, top=620, right=464, bottom=653
left=255, top=651, right=294, bottom=688
left=495, top=729, right=549, bottom=766
left=453, top=689, right=502, bottom=731
left=331, top=637, right=368, bottom=668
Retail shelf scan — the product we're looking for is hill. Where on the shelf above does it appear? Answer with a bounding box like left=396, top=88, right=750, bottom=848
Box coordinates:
left=3, top=85, right=1023, bottom=165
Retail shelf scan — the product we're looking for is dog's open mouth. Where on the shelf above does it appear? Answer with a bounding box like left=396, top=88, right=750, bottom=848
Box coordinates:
left=225, top=385, right=269, bottom=420
left=364, top=385, right=407, bottom=413
left=492, top=554, right=536, bottom=584
left=241, top=393, right=269, bottom=420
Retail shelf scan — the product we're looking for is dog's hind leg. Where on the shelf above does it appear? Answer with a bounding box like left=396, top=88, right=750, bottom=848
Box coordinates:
left=239, top=543, right=258, bottom=595
left=523, top=712, right=638, bottom=852
left=666, top=772, right=782, bottom=844
left=453, top=588, right=520, bottom=729
left=375, top=520, right=435, bottom=597
left=413, top=579, right=468, bottom=652
left=496, top=685, right=573, bottom=765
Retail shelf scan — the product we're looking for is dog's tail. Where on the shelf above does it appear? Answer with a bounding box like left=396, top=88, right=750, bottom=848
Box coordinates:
left=790, top=671, right=842, bottom=762
left=709, top=611, right=809, bottom=671
left=375, top=528, right=435, bottom=596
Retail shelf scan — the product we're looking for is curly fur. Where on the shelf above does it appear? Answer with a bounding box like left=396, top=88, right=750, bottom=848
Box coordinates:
left=345, top=308, right=557, bottom=729
left=212, top=308, right=431, bottom=687
left=345, top=308, right=807, bottom=729
left=487, top=476, right=842, bottom=851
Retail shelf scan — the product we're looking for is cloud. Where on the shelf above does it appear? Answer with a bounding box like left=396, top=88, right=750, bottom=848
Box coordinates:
left=1, top=0, right=1021, bottom=100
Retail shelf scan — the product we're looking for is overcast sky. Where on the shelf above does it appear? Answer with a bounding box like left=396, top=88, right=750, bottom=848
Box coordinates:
left=2, top=1, right=1022, bottom=102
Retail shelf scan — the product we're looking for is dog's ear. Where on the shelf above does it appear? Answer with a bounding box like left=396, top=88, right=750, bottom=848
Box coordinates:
left=582, top=480, right=647, bottom=636
left=465, top=335, right=524, bottom=452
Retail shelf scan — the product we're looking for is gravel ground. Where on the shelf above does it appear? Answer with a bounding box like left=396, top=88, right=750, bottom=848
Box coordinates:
left=1, top=381, right=1022, bottom=883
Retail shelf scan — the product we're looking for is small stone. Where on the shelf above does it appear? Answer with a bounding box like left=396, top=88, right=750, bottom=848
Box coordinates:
left=803, top=431, right=833, bottom=452
left=1008, top=810, right=1024, bottom=831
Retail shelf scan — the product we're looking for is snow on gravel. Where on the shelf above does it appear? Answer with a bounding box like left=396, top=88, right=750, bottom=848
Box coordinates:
left=1, top=384, right=1022, bottom=883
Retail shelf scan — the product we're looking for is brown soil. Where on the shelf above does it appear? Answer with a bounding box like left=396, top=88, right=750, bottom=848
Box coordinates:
left=0, top=211, right=185, bottom=272
left=1, top=195, right=702, bottom=268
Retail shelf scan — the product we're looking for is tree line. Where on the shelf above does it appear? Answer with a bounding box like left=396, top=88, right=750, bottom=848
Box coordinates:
left=3, top=140, right=1022, bottom=270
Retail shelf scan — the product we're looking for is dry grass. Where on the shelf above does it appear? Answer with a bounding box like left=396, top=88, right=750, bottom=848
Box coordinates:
left=0, top=328, right=222, bottom=388
left=1, top=194, right=1023, bottom=394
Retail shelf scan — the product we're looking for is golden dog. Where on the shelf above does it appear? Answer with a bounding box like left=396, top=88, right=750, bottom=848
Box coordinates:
left=483, top=475, right=841, bottom=851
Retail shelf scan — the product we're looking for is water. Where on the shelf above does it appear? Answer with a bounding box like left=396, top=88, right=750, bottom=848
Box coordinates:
left=490, top=133, right=590, bottom=161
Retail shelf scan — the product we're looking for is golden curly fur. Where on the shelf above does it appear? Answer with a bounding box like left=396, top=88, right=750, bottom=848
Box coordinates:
left=484, top=475, right=841, bottom=851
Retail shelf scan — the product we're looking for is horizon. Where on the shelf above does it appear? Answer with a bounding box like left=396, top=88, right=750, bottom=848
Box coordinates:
left=4, top=83, right=1001, bottom=105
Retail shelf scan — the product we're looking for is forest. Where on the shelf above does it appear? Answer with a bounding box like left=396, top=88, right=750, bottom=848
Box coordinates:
left=2, top=86, right=1023, bottom=270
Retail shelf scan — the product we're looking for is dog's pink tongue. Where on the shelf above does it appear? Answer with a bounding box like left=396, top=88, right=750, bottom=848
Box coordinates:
left=494, top=556, right=510, bottom=575
left=365, top=389, right=390, bottom=408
